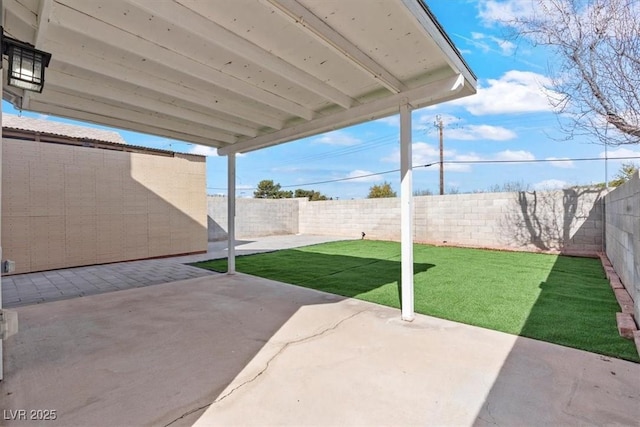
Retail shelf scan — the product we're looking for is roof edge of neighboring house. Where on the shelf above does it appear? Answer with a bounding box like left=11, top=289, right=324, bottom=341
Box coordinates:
left=2, top=114, right=205, bottom=158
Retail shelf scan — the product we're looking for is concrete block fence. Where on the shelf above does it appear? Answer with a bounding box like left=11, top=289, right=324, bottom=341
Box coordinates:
left=605, top=172, right=640, bottom=322
left=208, top=197, right=301, bottom=241
left=208, top=188, right=606, bottom=255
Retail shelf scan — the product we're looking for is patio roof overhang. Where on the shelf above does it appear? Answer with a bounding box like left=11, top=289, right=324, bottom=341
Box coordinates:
left=1, top=0, right=476, bottom=154
left=0, top=0, right=477, bottom=330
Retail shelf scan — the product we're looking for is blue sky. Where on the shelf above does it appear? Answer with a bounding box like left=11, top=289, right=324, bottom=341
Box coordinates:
left=4, top=0, right=640, bottom=199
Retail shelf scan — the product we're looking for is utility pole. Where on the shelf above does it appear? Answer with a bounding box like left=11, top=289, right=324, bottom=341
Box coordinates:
left=435, top=115, right=444, bottom=195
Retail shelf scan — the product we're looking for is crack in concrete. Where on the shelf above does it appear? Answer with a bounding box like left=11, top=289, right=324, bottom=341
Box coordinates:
left=163, top=404, right=211, bottom=427
left=480, top=399, right=499, bottom=426
left=162, top=309, right=365, bottom=426
left=214, top=310, right=366, bottom=404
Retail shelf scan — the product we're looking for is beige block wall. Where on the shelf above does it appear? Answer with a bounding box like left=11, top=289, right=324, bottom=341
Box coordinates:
left=298, top=190, right=604, bottom=254
left=2, top=139, right=207, bottom=274
left=417, top=189, right=605, bottom=254
left=207, top=196, right=300, bottom=240
left=604, top=172, right=640, bottom=321
left=208, top=189, right=604, bottom=254
left=299, top=198, right=400, bottom=240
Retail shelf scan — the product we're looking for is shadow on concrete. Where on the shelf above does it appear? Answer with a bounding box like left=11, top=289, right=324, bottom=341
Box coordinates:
left=473, top=250, right=639, bottom=426
left=501, top=187, right=605, bottom=254
left=193, top=250, right=433, bottom=303
left=0, top=274, right=345, bottom=426
left=207, top=216, right=228, bottom=242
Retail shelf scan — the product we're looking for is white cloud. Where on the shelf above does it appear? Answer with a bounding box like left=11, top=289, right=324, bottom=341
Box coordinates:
left=383, top=145, right=536, bottom=173
left=315, top=130, right=361, bottom=146
left=188, top=145, right=218, bottom=156
left=599, top=147, right=640, bottom=160
left=449, top=70, right=560, bottom=115
left=533, top=179, right=570, bottom=190
left=599, top=147, right=640, bottom=173
left=494, top=38, right=516, bottom=55
left=495, top=150, right=535, bottom=161
left=382, top=142, right=471, bottom=172
left=545, top=157, right=575, bottom=168
left=447, top=125, right=517, bottom=141
left=345, top=169, right=384, bottom=183
left=468, top=31, right=515, bottom=55
left=416, top=112, right=517, bottom=141
left=187, top=144, right=245, bottom=157
left=477, top=0, right=534, bottom=25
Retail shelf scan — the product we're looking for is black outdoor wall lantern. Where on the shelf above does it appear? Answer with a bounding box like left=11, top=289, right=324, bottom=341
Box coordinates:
left=2, top=33, right=52, bottom=93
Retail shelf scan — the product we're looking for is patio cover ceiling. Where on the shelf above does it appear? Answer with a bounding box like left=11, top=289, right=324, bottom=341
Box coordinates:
left=1, top=0, right=476, bottom=154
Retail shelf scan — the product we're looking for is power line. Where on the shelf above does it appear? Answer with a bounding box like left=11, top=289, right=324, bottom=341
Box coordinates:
left=207, top=155, right=640, bottom=191
left=435, top=155, right=640, bottom=165
left=253, top=132, right=398, bottom=171
left=280, top=169, right=399, bottom=188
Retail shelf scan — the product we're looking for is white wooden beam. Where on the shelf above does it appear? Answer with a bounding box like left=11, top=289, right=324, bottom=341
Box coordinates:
left=49, top=1, right=315, bottom=121
left=129, top=0, right=355, bottom=110
left=47, top=41, right=284, bottom=130
left=23, top=0, right=53, bottom=110
left=2, top=0, right=37, bottom=29
left=33, top=89, right=238, bottom=144
left=265, top=0, right=407, bottom=94
left=400, top=103, right=414, bottom=321
left=29, top=100, right=224, bottom=147
left=400, top=0, right=477, bottom=92
left=46, top=69, right=259, bottom=137
left=219, top=74, right=465, bottom=155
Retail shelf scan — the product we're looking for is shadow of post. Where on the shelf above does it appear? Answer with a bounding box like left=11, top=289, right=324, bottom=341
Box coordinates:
left=194, top=249, right=433, bottom=309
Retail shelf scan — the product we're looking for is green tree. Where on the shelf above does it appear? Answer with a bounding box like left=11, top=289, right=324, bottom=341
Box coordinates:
left=253, top=180, right=292, bottom=199
left=294, top=189, right=329, bottom=201
left=367, top=181, right=397, bottom=198
left=610, top=163, right=639, bottom=187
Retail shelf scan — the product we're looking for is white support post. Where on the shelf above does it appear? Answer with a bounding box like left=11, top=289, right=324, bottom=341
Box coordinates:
left=227, top=153, right=236, bottom=274
left=400, top=103, right=414, bottom=321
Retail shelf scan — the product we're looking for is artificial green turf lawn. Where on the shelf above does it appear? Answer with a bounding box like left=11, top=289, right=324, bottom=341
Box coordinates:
left=192, top=240, right=639, bottom=362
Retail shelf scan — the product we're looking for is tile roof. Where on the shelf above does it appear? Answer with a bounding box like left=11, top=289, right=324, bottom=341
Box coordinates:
left=3, top=114, right=127, bottom=145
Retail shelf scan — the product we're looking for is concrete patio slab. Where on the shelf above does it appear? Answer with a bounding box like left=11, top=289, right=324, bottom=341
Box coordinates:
left=1, top=273, right=638, bottom=426
left=2, top=234, right=350, bottom=308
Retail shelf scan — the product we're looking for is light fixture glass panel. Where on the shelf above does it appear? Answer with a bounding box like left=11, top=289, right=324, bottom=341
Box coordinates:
left=7, top=45, right=46, bottom=92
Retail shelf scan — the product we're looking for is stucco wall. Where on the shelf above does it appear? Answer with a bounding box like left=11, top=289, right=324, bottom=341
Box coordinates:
left=2, top=138, right=207, bottom=274
left=604, top=172, right=640, bottom=321
left=208, top=189, right=605, bottom=255
left=207, top=196, right=300, bottom=240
